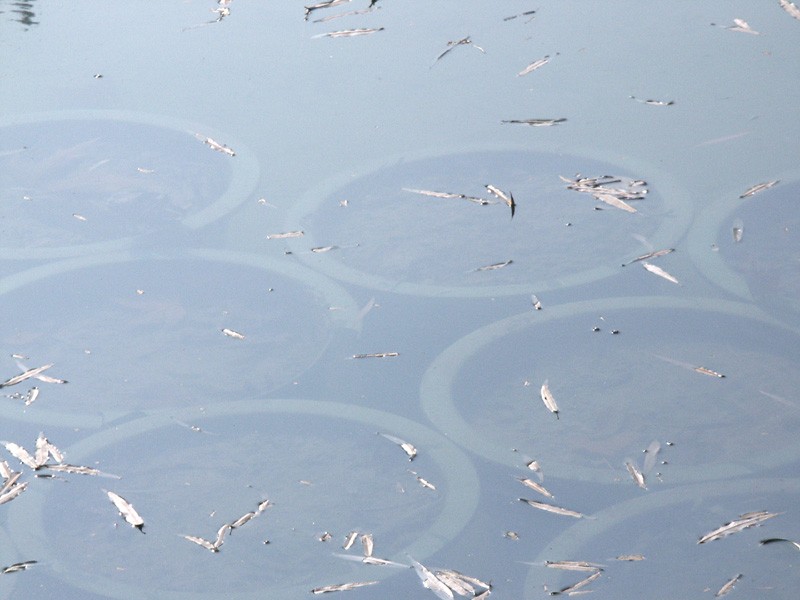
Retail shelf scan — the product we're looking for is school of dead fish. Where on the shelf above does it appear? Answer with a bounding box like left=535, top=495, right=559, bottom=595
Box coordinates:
left=2, top=1, right=796, bottom=597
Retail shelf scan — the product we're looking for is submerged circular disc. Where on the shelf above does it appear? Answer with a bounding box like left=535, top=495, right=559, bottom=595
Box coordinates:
left=0, top=110, right=259, bottom=259
left=8, top=400, right=479, bottom=599
left=286, top=148, right=690, bottom=297
left=421, top=296, right=800, bottom=483
left=0, top=249, right=358, bottom=425
left=524, top=478, right=800, bottom=599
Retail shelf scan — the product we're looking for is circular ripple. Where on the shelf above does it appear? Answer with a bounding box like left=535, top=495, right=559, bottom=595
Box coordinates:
left=689, top=178, right=800, bottom=329
left=0, top=110, right=259, bottom=259
left=8, top=400, right=479, bottom=599
left=525, top=478, right=800, bottom=599
left=0, top=249, right=359, bottom=426
left=286, top=147, right=691, bottom=297
left=421, top=296, right=800, bottom=483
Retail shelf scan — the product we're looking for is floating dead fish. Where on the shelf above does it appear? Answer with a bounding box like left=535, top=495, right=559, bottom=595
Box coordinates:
left=0, top=482, right=27, bottom=506
left=195, top=134, right=236, bottom=157
left=780, top=0, right=800, bottom=20
left=24, top=387, right=39, bottom=406
left=46, top=463, right=113, bottom=477
left=594, top=192, right=637, bottom=213
left=0, top=364, right=54, bottom=389
left=519, top=498, right=585, bottom=518
left=760, top=537, right=800, bottom=550
left=739, top=180, right=779, bottom=198
left=698, top=511, right=780, bottom=544
left=311, top=245, right=340, bottom=253
left=351, top=352, right=399, bottom=359
left=409, top=470, right=436, bottom=490
left=540, top=381, right=559, bottom=419
left=545, top=560, right=604, bottom=572
left=409, top=557, right=454, bottom=600
left=256, top=498, right=272, bottom=513
left=402, top=187, right=494, bottom=205
left=512, top=449, right=543, bottom=480
left=361, top=556, right=407, bottom=567
left=625, top=460, right=647, bottom=490
left=475, top=260, right=513, bottom=272
left=230, top=511, right=256, bottom=529
left=726, top=19, right=759, bottom=34
left=531, top=295, right=543, bottom=310
left=106, top=491, right=145, bottom=532
left=304, top=0, right=350, bottom=20
left=518, top=55, right=550, bottom=76
left=641, top=262, right=680, bottom=285
left=716, top=574, right=743, bottom=597
left=343, top=531, right=359, bottom=550
left=266, top=230, right=304, bottom=239
left=0, top=461, right=13, bottom=481
left=2, top=442, right=38, bottom=470
left=1, top=560, right=37, bottom=574
left=72, top=213, right=87, bottom=221
left=615, top=554, right=645, bottom=561
left=431, top=36, right=485, bottom=67
left=485, top=184, right=515, bottom=217
left=629, top=96, right=674, bottom=106
left=313, top=27, right=384, bottom=38
left=502, top=118, right=566, bottom=126
left=221, top=328, right=245, bottom=340
left=182, top=534, right=220, bottom=552
left=732, top=219, right=744, bottom=243
left=694, top=366, right=725, bottom=378
left=215, top=523, right=232, bottom=547
left=361, top=533, right=374, bottom=557
left=377, top=432, right=417, bottom=461
left=552, top=570, right=602, bottom=595
left=516, top=476, right=554, bottom=499
left=311, top=581, right=380, bottom=594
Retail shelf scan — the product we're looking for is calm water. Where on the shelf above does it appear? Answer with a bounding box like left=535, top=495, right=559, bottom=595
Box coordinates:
left=1, top=1, right=799, bottom=598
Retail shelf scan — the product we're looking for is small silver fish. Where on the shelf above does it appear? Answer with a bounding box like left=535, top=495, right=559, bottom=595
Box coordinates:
left=518, top=498, right=585, bottom=518
left=545, top=560, right=604, bottom=572
left=431, top=36, right=485, bottom=66
left=475, top=259, right=513, bottom=271
left=221, top=328, right=245, bottom=340
left=0, top=364, right=54, bottom=388
left=196, top=134, right=236, bottom=157
left=629, top=95, right=674, bottom=106
left=377, top=432, right=417, bottom=461
left=1, top=560, right=37, bottom=574
left=352, top=352, right=399, bottom=359
left=732, top=219, right=744, bottom=243
left=266, top=230, right=304, bottom=239
left=518, top=55, right=550, bottom=76
left=313, top=27, right=384, bottom=38
left=106, top=491, right=145, bottom=532
left=215, top=523, right=231, bottom=547
left=24, top=387, right=39, bottom=406
left=642, top=262, right=680, bottom=285
left=694, top=366, right=725, bottom=378
left=594, top=192, right=637, bottom=213
left=698, top=511, right=779, bottom=544
left=516, top=476, right=554, bottom=499
left=409, top=470, right=436, bottom=490
left=556, top=570, right=602, bottom=595
left=231, top=511, right=256, bottom=529
left=615, top=554, right=646, bottom=561
left=409, top=557, right=454, bottom=600
left=45, top=464, right=110, bottom=477
left=2, top=442, right=38, bottom=470
left=485, top=184, right=515, bottom=217
left=343, top=531, right=358, bottom=550
left=502, top=118, right=566, bottom=126
left=625, top=460, right=647, bottom=490
left=182, top=534, right=219, bottom=552
left=0, top=482, right=27, bottom=506
left=715, top=574, right=743, bottom=597
left=726, top=19, right=759, bottom=34
left=311, top=581, right=380, bottom=594
left=780, top=0, right=800, bottom=20
left=531, top=295, right=542, bottom=310
left=361, top=533, right=374, bottom=557
left=304, top=0, right=350, bottom=20
left=739, top=180, right=779, bottom=198
left=540, top=381, right=559, bottom=419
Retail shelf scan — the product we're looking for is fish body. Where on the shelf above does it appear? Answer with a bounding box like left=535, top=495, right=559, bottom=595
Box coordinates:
left=314, top=27, right=384, bottom=38
left=694, top=366, right=725, bottom=378
left=24, top=387, right=40, bottom=405
left=1, top=560, right=37, bottom=574
left=361, top=533, right=374, bottom=557
left=196, top=135, right=236, bottom=157
left=0, top=482, right=27, bottom=506
left=485, top=184, right=515, bottom=217
left=2, top=442, right=38, bottom=470
left=182, top=534, right=219, bottom=552
left=221, top=328, right=245, bottom=340
left=0, top=364, right=53, bottom=388
left=642, top=262, right=680, bottom=285
left=716, top=574, right=742, bottom=597
left=780, top=0, right=800, bottom=20
left=518, top=498, right=584, bottom=518
left=518, top=55, right=550, bottom=76
left=629, top=96, right=674, bottom=106
left=351, top=352, right=399, bottom=359
left=594, top=192, right=637, bottom=213
left=502, top=118, right=566, bottom=126
left=377, top=432, right=417, bottom=460
left=625, top=460, right=647, bottom=490
left=545, top=560, right=604, bottom=572
left=698, top=511, right=779, bottom=544
left=266, top=231, right=304, bottom=239
left=540, top=381, right=559, bottom=419
left=311, top=581, right=379, bottom=594
left=516, top=476, right=554, bottom=498
left=531, top=295, right=542, bottom=310
left=409, top=557, right=454, bottom=600
left=739, top=180, right=779, bottom=198
left=475, top=260, right=512, bottom=271
left=106, top=491, right=145, bottom=532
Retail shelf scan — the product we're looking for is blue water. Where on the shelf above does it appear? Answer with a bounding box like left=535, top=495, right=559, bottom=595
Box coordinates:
left=1, top=1, right=799, bottom=598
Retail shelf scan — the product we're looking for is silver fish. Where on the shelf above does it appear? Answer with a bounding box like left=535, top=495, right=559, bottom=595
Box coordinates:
left=0, top=460, right=12, bottom=480
left=556, top=570, right=602, bottom=595
left=231, top=511, right=256, bottom=529
left=266, top=230, right=304, bottom=239
left=311, top=245, right=339, bottom=253
left=377, top=432, right=417, bottom=461
left=518, top=55, right=550, bottom=76
left=2, top=442, right=38, bottom=470
left=518, top=498, right=585, bottom=518
left=0, top=364, right=54, bottom=388
left=361, top=533, right=374, bottom=557
left=516, top=476, right=554, bottom=499
left=24, top=387, right=39, bottom=406
left=196, top=134, right=236, bottom=157
left=485, top=184, right=515, bottom=217
left=46, top=464, right=113, bottom=477
left=642, top=262, right=680, bottom=285
left=545, top=560, right=604, bottom=572
left=629, top=96, right=674, bottom=106
left=34, top=433, right=50, bottom=468
left=0, top=482, right=27, bottom=506
left=256, top=498, right=272, bottom=513
left=739, top=180, right=779, bottom=198
left=0, top=472, right=22, bottom=495
left=409, top=557, right=454, bottom=600
left=625, top=460, right=647, bottom=490
left=361, top=556, right=407, bottom=567
left=313, top=27, right=385, bottom=38
left=106, top=491, right=145, bottom=532
left=540, top=381, right=559, bottom=419
left=502, top=118, right=566, bottom=126
left=409, top=470, right=436, bottom=491
left=715, top=574, right=742, bottom=597
left=694, top=366, right=725, bottom=378
left=726, top=19, right=759, bottom=34
left=182, top=534, right=219, bottom=552
left=698, top=511, right=779, bottom=544
left=732, top=219, right=744, bottom=243
left=531, top=295, right=543, bottom=310
left=622, top=248, right=674, bottom=267
left=352, top=352, right=399, bottom=359
left=402, top=188, right=494, bottom=205
left=431, top=36, right=485, bottom=66
left=594, top=192, right=637, bottom=213
left=475, top=260, right=513, bottom=271
left=780, top=0, right=800, bottom=20
left=343, top=531, right=359, bottom=550
left=304, top=0, right=350, bottom=20
left=311, top=581, right=379, bottom=594
left=1, top=560, right=37, bottom=574
left=215, top=523, right=232, bottom=547
left=221, top=328, right=245, bottom=340
left=615, top=554, right=645, bottom=561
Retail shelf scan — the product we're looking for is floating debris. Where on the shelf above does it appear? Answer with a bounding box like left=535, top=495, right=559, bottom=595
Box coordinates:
left=195, top=134, right=236, bottom=157
left=475, top=260, right=513, bottom=272
left=519, top=498, right=585, bottom=518
left=502, top=118, right=566, bottom=126
left=431, top=36, right=485, bottom=67
left=351, top=352, right=399, bottom=359
left=221, top=328, right=246, bottom=340
left=106, top=491, right=145, bottom=532
left=1, top=560, right=37, bottom=574
left=739, top=180, right=779, bottom=198
left=518, top=55, right=551, bottom=76
left=540, top=381, right=559, bottom=419
left=629, top=96, right=674, bottom=106
left=715, top=574, right=743, bottom=597
left=780, top=0, right=800, bottom=20
left=641, top=262, right=680, bottom=285
left=311, top=581, right=380, bottom=594
left=698, top=511, right=779, bottom=544
left=313, top=27, right=384, bottom=38
left=377, top=432, right=417, bottom=461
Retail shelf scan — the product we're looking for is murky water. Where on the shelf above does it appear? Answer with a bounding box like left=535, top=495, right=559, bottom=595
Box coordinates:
left=1, top=2, right=799, bottom=599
